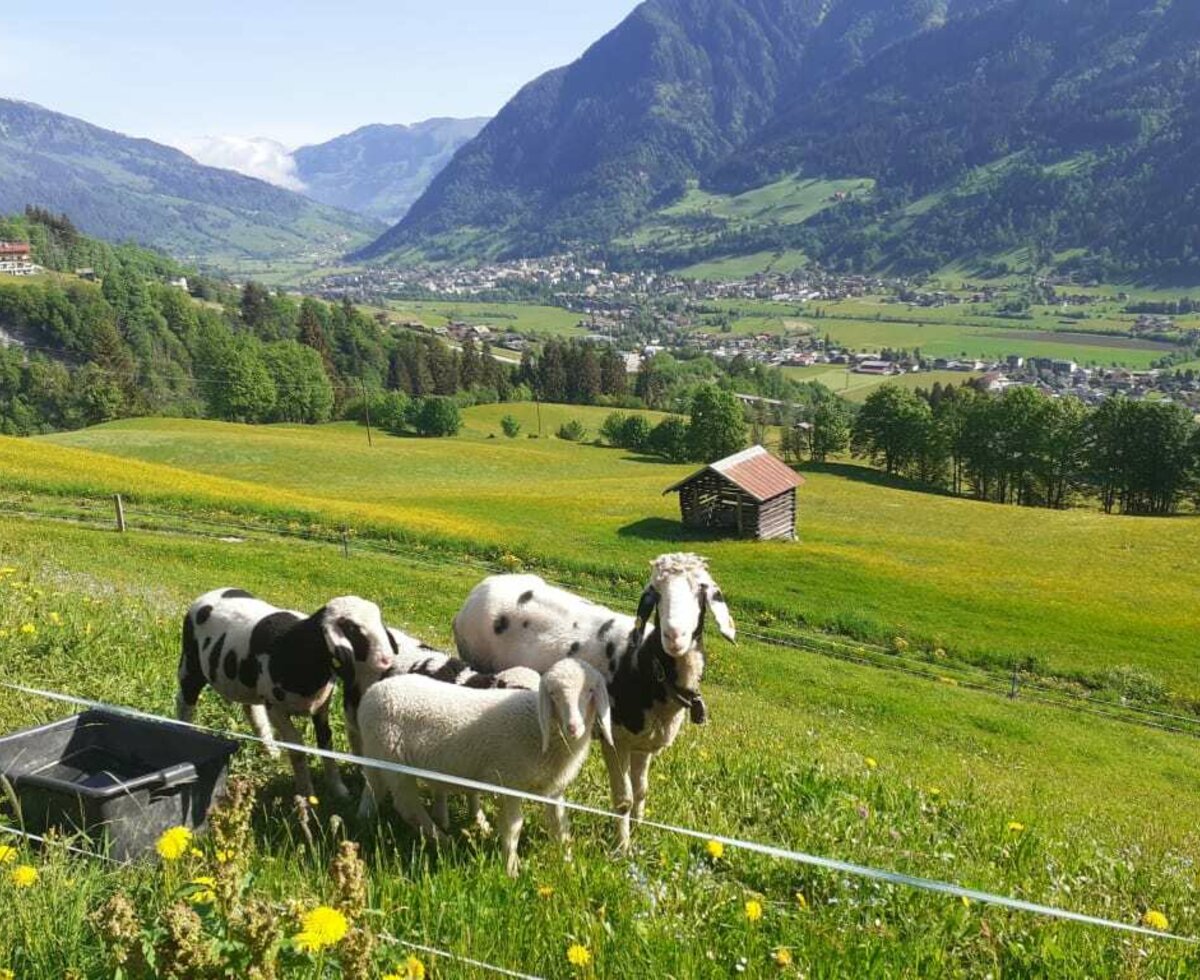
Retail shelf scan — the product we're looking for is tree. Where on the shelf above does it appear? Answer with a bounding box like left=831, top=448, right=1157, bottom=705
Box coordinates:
left=261, top=341, right=334, bottom=424
left=851, top=384, right=934, bottom=477
left=501, top=414, right=522, bottom=438
left=687, top=383, right=747, bottom=462
left=412, top=396, right=461, bottom=437
left=459, top=336, right=481, bottom=390
left=205, top=338, right=277, bottom=423
left=809, top=400, right=850, bottom=461
left=297, top=298, right=336, bottom=380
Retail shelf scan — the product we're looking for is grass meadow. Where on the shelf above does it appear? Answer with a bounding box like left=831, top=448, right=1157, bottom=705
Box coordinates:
left=1, top=412, right=1199, bottom=975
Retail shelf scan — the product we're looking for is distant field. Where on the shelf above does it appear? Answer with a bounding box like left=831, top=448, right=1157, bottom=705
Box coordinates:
left=786, top=367, right=982, bottom=401
left=387, top=299, right=584, bottom=337
left=24, top=412, right=1200, bottom=709
left=679, top=249, right=809, bottom=280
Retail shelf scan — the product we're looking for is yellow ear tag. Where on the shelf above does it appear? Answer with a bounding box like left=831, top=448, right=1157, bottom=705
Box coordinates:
left=634, top=617, right=644, bottom=630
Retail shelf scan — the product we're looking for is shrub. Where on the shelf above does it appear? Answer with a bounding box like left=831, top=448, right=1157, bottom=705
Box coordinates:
left=557, top=419, right=588, bottom=442
left=501, top=414, right=522, bottom=438
left=601, top=411, right=653, bottom=451
left=647, top=417, right=691, bottom=462
left=375, top=391, right=410, bottom=435
left=411, top=396, right=462, bottom=437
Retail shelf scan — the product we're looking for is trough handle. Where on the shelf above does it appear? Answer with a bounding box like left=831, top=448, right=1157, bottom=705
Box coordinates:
left=155, top=763, right=198, bottom=790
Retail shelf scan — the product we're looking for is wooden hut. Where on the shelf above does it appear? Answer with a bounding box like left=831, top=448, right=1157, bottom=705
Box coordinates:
left=663, top=445, right=804, bottom=541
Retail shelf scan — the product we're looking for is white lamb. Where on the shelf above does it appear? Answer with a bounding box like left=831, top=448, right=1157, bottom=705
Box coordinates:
left=356, top=658, right=612, bottom=876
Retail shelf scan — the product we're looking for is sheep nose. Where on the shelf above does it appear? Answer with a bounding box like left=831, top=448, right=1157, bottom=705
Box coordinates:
left=566, top=720, right=584, bottom=739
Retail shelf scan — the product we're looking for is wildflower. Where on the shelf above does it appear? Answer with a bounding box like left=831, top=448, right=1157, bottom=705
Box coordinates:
left=294, top=906, right=348, bottom=952
left=773, top=947, right=794, bottom=967
left=1007, top=821, right=1026, bottom=833
left=1142, top=910, right=1169, bottom=931
left=706, top=839, right=725, bottom=860
left=891, top=636, right=909, bottom=653
left=400, top=955, right=426, bottom=979
left=864, top=756, right=878, bottom=770
left=960, top=895, right=971, bottom=908
left=0, top=566, right=16, bottom=575
left=156, top=826, right=193, bottom=861
left=537, top=884, right=555, bottom=898
left=215, top=849, right=231, bottom=864
left=566, top=943, right=592, bottom=967
left=188, top=876, right=217, bottom=905
left=928, top=787, right=942, bottom=798
left=744, top=899, right=764, bottom=922
left=307, top=795, right=319, bottom=806
left=48, top=611, right=61, bottom=626
left=84, top=624, right=92, bottom=636
left=0, top=968, right=14, bottom=980
left=10, top=864, right=38, bottom=888
left=794, top=892, right=807, bottom=909
left=18, top=623, right=35, bottom=636
left=0, top=845, right=16, bottom=864
left=189, top=848, right=203, bottom=859
left=0, top=629, right=7, bottom=639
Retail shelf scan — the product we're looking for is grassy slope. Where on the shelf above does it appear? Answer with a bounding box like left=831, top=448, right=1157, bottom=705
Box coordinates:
left=14, top=412, right=1200, bottom=709
left=783, top=367, right=983, bottom=402
left=2, top=512, right=1200, bottom=976
left=385, top=300, right=584, bottom=338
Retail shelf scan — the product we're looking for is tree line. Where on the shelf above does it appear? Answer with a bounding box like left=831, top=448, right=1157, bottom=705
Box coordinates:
left=847, top=382, right=1200, bottom=516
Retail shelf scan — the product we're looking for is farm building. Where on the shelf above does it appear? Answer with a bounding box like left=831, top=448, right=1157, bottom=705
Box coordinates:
left=663, top=445, right=803, bottom=541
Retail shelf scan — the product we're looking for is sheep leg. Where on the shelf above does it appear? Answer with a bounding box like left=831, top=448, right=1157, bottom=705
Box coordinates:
left=630, top=751, right=653, bottom=821
left=600, top=739, right=634, bottom=852
left=432, top=787, right=451, bottom=832
left=388, top=774, right=447, bottom=842
left=269, top=709, right=315, bottom=799
left=469, top=793, right=492, bottom=835
left=312, top=704, right=350, bottom=800
left=357, top=765, right=383, bottom=822
left=543, top=797, right=572, bottom=861
left=498, top=795, right=525, bottom=878
left=244, top=703, right=281, bottom=759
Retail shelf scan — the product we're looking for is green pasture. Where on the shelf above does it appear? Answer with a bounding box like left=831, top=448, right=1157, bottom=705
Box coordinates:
left=784, top=367, right=982, bottom=402
left=386, top=300, right=584, bottom=338
left=679, top=249, right=810, bottom=280
left=1, top=511, right=1199, bottom=976
left=13, top=410, right=1199, bottom=713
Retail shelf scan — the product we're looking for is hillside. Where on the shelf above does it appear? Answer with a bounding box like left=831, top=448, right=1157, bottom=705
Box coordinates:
left=357, top=0, right=945, bottom=262
left=293, top=117, right=488, bottom=223
left=361, top=0, right=1200, bottom=282
left=0, top=99, right=381, bottom=266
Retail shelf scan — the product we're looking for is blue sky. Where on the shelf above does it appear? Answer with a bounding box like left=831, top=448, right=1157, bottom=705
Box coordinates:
left=0, top=1, right=640, bottom=147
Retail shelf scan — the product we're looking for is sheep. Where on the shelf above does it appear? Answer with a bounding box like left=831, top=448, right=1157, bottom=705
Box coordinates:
left=356, top=657, right=613, bottom=876
left=177, top=587, right=397, bottom=799
left=452, top=552, right=734, bottom=848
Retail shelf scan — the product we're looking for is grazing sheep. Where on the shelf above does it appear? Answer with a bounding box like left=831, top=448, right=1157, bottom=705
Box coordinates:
left=356, top=658, right=612, bottom=876
left=177, top=588, right=397, bottom=799
left=452, top=553, right=734, bottom=848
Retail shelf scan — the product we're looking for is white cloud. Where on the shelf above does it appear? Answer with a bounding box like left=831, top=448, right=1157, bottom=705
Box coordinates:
left=174, top=135, right=306, bottom=191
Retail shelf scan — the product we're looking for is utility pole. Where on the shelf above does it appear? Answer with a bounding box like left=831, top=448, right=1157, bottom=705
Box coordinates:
left=361, top=380, right=373, bottom=447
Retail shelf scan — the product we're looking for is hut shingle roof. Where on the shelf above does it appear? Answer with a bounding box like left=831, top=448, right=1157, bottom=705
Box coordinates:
left=664, top=445, right=804, bottom=502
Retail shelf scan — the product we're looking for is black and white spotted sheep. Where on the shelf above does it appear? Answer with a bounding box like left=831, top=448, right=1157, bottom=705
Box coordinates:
left=176, top=587, right=397, bottom=799
left=451, top=552, right=735, bottom=849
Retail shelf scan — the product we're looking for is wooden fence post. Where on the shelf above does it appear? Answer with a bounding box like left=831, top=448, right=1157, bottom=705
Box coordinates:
left=113, top=494, right=126, bottom=533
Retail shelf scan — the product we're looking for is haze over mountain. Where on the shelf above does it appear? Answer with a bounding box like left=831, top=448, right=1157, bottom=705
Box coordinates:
left=0, top=98, right=381, bottom=266
left=179, top=119, right=488, bottom=224
left=292, top=118, right=489, bottom=224
left=361, top=0, right=1200, bottom=281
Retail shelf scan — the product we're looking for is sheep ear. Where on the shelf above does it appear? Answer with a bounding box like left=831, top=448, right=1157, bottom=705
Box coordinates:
left=320, top=612, right=355, bottom=670
left=591, top=685, right=614, bottom=748
left=705, top=584, right=736, bottom=644
left=634, top=586, right=659, bottom=640
left=538, top=683, right=555, bottom=754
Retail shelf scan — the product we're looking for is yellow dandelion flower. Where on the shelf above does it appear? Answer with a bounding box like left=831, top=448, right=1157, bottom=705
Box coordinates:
left=566, top=943, right=591, bottom=967
left=1142, top=910, right=1169, bottom=931
left=0, top=629, right=7, bottom=639
left=295, top=906, right=348, bottom=951
left=48, top=612, right=61, bottom=626
left=928, top=787, right=942, bottom=798
left=773, top=947, right=794, bottom=967
left=401, top=955, right=426, bottom=979
left=155, top=826, right=193, bottom=862
left=794, top=892, right=807, bottom=909
left=0, top=566, right=16, bottom=575
left=10, top=864, right=38, bottom=888
left=189, top=876, right=217, bottom=905
left=960, top=895, right=971, bottom=908
left=383, top=974, right=403, bottom=980
left=84, top=623, right=93, bottom=636
left=0, top=845, right=17, bottom=864
left=189, top=847, right=204, bottom=859
left=215, top=849, right=231, bottom=864
left=706, top=839, right=725, bottom=860
left=0, top=967, right=14, bottom=980
left=864, top=756, right=878, bottom=770
left=537, top=884, right=555, bottom=898
left=745, top=899, right=764, bottom=922
left=1007, top=821, right=1025, bottom=833
left=18, top=623, right=35, bottom=636
left=307, top=795, right=319, bottom=806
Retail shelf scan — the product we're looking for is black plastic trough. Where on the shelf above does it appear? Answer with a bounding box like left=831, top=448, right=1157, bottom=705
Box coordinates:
left=0, top=709, right=238, bottom=861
